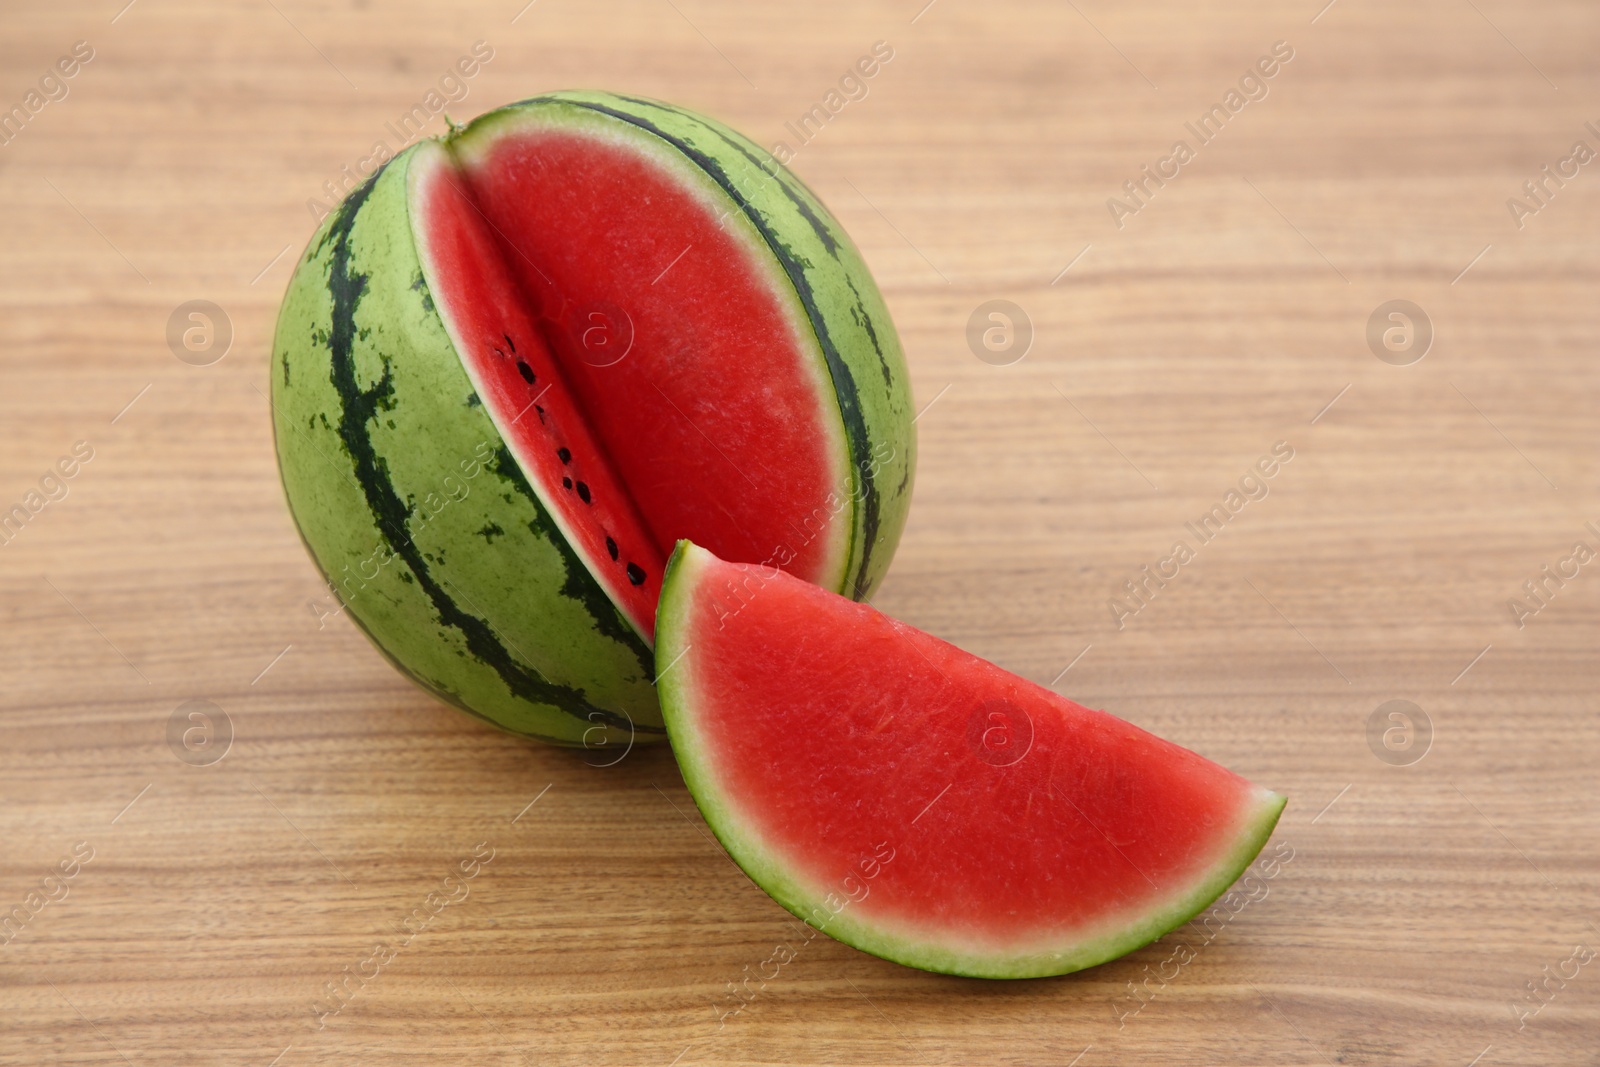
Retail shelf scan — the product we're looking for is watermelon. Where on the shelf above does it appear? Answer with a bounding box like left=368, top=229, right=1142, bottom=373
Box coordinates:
left=656, top=541, right=1287, bottom=978
left=270, top=92, right=915, bottom=745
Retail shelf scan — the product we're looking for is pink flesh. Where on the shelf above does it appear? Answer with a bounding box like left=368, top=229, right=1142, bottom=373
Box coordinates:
left=681, top=555, right=1269, bottom=947
left=420, top=164, right=663, bottom=635
left=429, top=123, right=845, bottom=631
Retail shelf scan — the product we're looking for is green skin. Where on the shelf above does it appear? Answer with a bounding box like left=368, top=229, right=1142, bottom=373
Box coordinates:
left=270, top=93, right=915, bottom=746
left=657, top=540, right=1287, bottom=978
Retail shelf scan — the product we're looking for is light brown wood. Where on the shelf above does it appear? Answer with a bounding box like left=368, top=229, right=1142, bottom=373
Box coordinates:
left=2, top=0, right=1597, bottom=1063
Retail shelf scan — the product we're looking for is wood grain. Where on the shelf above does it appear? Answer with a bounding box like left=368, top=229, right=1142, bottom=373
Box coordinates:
left=2, top=0, right=1597, bottom=1063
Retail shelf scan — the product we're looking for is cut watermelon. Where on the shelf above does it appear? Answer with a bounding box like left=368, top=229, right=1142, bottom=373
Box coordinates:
left=656, top=541, right=1286, bottom=978
left=271, top=93, right=916, bottom=743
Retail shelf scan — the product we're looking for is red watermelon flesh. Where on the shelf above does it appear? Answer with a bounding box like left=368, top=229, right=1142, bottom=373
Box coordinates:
left=410, top=112, right=855, bottom=640
left=656, top=541, right=1287, bottom=978
left=416, top=160, right=665, bottom=635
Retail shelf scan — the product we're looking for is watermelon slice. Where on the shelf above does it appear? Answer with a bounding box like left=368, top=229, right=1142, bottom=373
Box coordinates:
left=656, top=542, right=1286, bottom=978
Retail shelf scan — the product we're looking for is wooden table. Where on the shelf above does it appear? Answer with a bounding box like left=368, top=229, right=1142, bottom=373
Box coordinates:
left=3, top=0, right=1596, bottom=1063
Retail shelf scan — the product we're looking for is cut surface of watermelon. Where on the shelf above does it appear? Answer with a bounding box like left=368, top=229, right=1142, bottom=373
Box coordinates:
left=656, top=541, right=1287, bottom=978
left=412, top=102, right=860, bottom=640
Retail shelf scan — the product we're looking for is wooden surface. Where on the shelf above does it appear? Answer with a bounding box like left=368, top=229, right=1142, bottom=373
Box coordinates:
left=3, top=0, right=1597, bottom=1063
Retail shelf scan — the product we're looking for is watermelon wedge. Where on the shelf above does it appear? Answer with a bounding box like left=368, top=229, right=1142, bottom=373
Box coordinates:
left=271, top=93, right=914, bottom=744
left=656, top=542, right=1286, bottom=978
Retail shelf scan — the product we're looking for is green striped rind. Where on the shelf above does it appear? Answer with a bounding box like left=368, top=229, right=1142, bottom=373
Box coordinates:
left=521, top=90, right=917, bottom=600
left=657, top=541, right=1287, bottom=979
left=270, top=143, right=661, bottom=747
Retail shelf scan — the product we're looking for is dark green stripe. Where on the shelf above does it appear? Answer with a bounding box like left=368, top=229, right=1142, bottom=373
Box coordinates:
left=841, top=273, right=896, bottom=390
left=323, top=164, right=655, bottom=735
left=484, top=443, right=655, bottom=681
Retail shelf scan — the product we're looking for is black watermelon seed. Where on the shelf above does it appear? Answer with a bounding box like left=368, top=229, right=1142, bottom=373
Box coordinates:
left=626, top=562, right=646, bottom=585
left=576, top=481, right=591, bottom=504
left=504, top=332, right=516, bottom=353
left=562, top=476, right=573, bottom=489
left=517, top=361, right=536, bottom=384
left=605, top=536, right=618, bottom=560
left=557, top=447, right=571, bottom=463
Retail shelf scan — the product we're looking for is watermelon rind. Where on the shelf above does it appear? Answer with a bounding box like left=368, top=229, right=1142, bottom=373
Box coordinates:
left=271, top=144, right=660, bottom=746
left=655, top=540, right=1288, bottom=979
left=270, top=94, right=916, bottom=745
